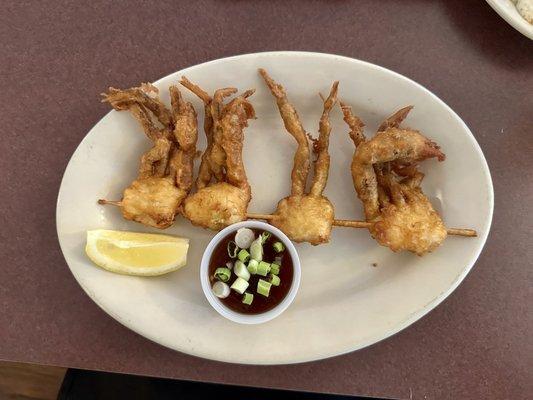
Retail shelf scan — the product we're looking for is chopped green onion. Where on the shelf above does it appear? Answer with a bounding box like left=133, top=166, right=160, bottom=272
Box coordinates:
left=247, top=259, right=259, bottom=274
left=260, top=231, right=272, bottom=244
left=212, top=281, right=230, bottom=298
left=230, top=277, right=249, bottom=294
left=257, top=261, right=271, bottom=276
left=270, top=263, right=280, bottom=275
left=250, top=237, right=263, bottom=261
left=214, top=267, right=231, bottom=282
left=257, top=279, right=272, bottom=297
left=227, top=241, right=238, bottom=258
left=272, top=241, right=285, bottom=253
left=269, top=273, right=280, bottom=286
left=235, top=228, right=255, bottom=249
left=274, top=255, right=283, bottom=265
left=242, top=292, right=254, bottom=305
left=234, top=260, right=251, bottom=281
left=237, top=248, right=251, bottom=263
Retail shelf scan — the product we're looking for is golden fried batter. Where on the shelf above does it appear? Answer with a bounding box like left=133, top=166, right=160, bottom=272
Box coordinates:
left=180, top=78, right=255, bottom=230
left=182, top=182, right=250, bottom=231
left=271, top=196, right=334, bottom=244
left=99, top=83, right=197, bottom=229
left=121, top=177, right=186, bottom=228
left=259, top=69, right=338, bottom=245
left=259, top=69, right=310, bottom=196
left=341, top=104, right=447, bottom=255
left=169, top=86, right=198, bottom=192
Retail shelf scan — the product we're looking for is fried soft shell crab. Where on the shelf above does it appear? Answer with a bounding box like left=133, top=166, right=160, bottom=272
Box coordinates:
left=99, top=83, right=197, bottom=229
left=179, top=78, right=256, bottom=231
left=256, top=69, right=339, bottom=245
left=339, top=104, right=448, bottom=255
left=98, top=72, right=476, bottom=255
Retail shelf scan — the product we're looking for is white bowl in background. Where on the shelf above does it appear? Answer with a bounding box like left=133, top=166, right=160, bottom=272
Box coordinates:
left=486, top=0, right=533, bottom=39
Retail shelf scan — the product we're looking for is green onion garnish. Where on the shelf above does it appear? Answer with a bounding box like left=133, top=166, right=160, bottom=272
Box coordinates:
left=230, top=277, right=249, bottom=294
left=212, top=281, right=230, bottom=298
left=272, top=241, right=285, bottom=253
left=237, top=248, right=250, bottom=263
left=260, top=231, right=272, bottom=244
left=242, top=292, right=254, bottom=305
left=247, top=259, right=258, bottom=274
left=234, top=260, right=251, bottom=281
left=250, top=237, right=263, bottom=261
left=274, top=255, right=282, bottom=266
left=270, top=263, right=280, bottom=275
left=269, top=273, right=280, bottom=286
left=227, top=241, right=238, bottom=258
left=257, top=261, right=271, bottom=276
left=257, top=279, right=272, bottom=297
left=235, top=227, right=255, bottom=249
left=214, top=267, right=231, bottom=282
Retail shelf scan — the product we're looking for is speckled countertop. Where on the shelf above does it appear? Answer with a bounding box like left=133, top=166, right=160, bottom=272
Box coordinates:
left=0, top=1, right=531, bottom=399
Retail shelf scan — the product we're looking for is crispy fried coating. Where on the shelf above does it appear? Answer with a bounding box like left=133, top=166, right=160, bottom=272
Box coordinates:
left=271, top=196, right=334, bottom=244
left=99, top=83, right=197, bottom=229
left=370, top=168, right=447, bottom=255
left=310, top=81, right=338, bottom=197
left=180, top=78, right=255, bottom=230
left=182, top=182, right=250, bottom=231
left=169, top=86, right=197, bottom=192
left=179, top=77, right=214, bottom=190
left=352, top=127, right=445, bottom=220
left=260, top=69, right=338, bottom=245
left=104, top=83, right=174, bottom=130
left=259, top=68, right=310, bottom=196
left=341, top=105, right=447, bottom=254
left=121, top=177, right=186, bottom=228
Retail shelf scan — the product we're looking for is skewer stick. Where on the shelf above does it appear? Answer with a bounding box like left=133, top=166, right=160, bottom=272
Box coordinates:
left=98, top=199, right=122, bottom=207
left=332, top=219, right=372, bottom=229
left=333, top=219, right=477, bottom=237
left=246, top=213, right=275, bottom=221
left=444, top=228, right=478, bottom=237
left=246, top=213, right=478, bottom=237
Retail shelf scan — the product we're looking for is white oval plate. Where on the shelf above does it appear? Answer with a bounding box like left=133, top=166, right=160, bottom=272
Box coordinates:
left=57, top=52, right=493, bottom=365
left=486, top=0, right=533, bottom=39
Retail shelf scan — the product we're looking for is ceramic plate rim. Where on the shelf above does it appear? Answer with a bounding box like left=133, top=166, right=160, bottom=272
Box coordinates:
left=56, top=51, right=494, bottom=365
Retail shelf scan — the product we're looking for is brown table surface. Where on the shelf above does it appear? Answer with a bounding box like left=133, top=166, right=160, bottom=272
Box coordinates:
left=1, top=1, right=532, bottom=399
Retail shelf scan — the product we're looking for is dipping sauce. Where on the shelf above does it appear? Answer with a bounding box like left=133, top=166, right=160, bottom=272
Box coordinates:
left=208, top=228, right=293, bottom=314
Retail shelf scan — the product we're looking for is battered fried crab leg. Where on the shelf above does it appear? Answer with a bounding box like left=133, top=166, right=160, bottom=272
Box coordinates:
left=179, top=77, right=256, bottom=231
left=98, top=83, right=197, bottom=229
left=335, top=104, right=476, bottom=255
left=246, top=69, right=338, bottom=245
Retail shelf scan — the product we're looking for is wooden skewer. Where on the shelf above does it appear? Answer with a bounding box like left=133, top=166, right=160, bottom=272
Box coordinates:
left=246, top=213, right=478, bottom=237
left=444, top=227, right=478, bottom=237
left=246, top=213, right=275, bottom=221
left=98, top=199, right=122, bottom=206
left=331, top=218, right=372, bottom=229
left=95, top=206, right=478, bottom=237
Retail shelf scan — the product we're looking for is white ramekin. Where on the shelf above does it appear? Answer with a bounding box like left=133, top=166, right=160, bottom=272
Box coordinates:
left=200, top=220, right=301, bottom=324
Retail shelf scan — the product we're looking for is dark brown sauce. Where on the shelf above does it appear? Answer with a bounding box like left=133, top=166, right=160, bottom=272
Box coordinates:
left=208, top=228, right=293, bottom=314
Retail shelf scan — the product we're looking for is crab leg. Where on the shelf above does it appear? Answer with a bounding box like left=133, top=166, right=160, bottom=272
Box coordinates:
left=259, top=68, right=310, bottom=196
left=309, top=81, right=338, bottom=197
left=180, top=77, right=214, bottom=189
left=377, top=105, right=413, bottom=132
left=220, top=94, right=256, bottom=191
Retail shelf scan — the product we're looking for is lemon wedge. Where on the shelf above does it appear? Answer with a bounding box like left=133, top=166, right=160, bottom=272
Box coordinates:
left=85, top=229, right=189, bottom=276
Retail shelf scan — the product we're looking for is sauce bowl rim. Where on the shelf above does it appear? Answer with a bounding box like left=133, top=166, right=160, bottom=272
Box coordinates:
left=200, top=220, right=301, bottom=324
